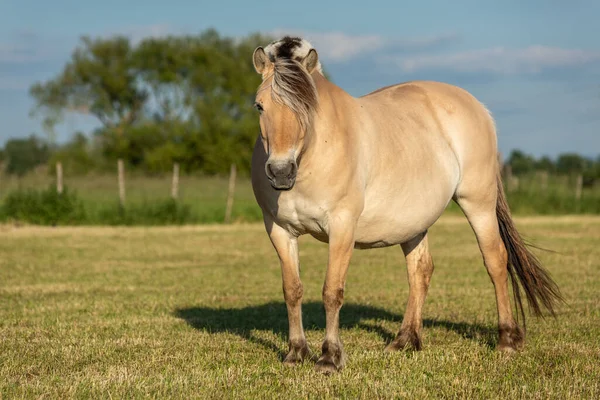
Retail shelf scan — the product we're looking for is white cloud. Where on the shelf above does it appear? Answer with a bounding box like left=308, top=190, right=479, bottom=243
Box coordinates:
left=269, top=30, right=457, bottom=62
left=393, top=46, right=600, bottom=74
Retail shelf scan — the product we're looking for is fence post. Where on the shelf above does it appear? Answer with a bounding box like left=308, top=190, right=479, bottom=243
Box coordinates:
left=540, top=171, right=548, bottom=191
left=118, top=159, right=126, bottom=207
left=575, top=174, right=583, bottom=213
left=505, top=164, right=514, bottom=191
left=171, top=162, right=180, bottom=200
left=56, top=162, right=63, bottom=194
left=225, top=163, right=237, bottom=223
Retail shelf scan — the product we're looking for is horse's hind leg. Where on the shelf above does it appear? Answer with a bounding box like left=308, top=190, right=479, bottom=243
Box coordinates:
left=264, top=217, right=311, bottom=364
left=386, top=232, right=434, bottom=352
left=455, top=195, right=524, bottom=351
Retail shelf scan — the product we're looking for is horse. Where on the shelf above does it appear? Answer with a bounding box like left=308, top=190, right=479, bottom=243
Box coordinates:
left=250, top=36, right=562, bottom=374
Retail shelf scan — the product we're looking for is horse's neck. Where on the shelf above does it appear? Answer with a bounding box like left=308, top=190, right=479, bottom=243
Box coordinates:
left=309, top=73, right=355, bottom=142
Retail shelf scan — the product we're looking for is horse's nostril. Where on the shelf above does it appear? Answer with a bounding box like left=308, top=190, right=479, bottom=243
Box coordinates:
left=266, top=162, right=276, bottom=178
left=267, top=161, right=297, bottom=178
left=281, top=162, right=293, bottom=177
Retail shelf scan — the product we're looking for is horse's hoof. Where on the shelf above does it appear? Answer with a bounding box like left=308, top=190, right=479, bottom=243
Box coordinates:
left=498, top=324, right=524, bottom=353
left=384, top=330, right=422, bottom=352
left=282, top=343, right=311, bottom=366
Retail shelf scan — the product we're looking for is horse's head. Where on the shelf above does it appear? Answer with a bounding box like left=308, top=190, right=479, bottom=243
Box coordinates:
left=252, top=37, right=321, bottom=190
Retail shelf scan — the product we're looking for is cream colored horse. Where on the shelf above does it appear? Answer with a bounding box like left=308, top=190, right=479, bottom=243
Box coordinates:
left=251, top=36, right=562, bottom=374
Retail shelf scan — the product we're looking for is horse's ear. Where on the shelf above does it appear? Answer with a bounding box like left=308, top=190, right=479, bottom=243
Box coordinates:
left=253, top=47, right=270, bottom=74
left=303, top=49, right=319, bottom=73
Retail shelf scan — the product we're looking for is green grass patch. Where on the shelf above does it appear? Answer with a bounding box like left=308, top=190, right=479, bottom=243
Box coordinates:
left=0, top=185, right=87, bottom=225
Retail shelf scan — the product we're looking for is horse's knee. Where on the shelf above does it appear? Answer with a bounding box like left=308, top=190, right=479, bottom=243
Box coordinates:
left=322, top=286, right=344, bottom=310
left=283, top=281, right=303, bottom=306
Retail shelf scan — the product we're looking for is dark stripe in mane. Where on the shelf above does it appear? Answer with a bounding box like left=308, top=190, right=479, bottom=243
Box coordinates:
left=274, top=36, right=304, bottom=60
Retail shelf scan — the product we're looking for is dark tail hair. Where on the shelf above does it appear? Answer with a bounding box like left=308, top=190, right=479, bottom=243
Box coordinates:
left=496, top=174, right=563, bottom=329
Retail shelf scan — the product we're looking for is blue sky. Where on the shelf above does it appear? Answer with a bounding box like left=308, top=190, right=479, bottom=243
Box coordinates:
left=1, top=0, right=599, bottom=158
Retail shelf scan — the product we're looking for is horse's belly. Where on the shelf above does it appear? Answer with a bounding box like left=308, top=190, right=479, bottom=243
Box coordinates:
left=354, top=183, right=455, bottom=248
left=353, top=217, right=429, bottom=248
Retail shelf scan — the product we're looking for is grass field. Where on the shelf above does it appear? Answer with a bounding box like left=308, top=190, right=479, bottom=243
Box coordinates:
left=1, top=215, right=599, bottom=398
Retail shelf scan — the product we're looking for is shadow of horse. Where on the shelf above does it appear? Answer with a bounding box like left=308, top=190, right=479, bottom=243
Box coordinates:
left=174, top=301, right=497, bottom=359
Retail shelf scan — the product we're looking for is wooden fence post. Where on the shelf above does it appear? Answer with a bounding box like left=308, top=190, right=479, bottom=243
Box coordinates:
left=575, top=174, right=583, bottom=212
left=505, top=164, right=514, bottom=191
left=171, top=162, right=180, bottom=200
left=540, top=171, right=548, bottom=191
left=118, top=159, right=126, bottom=207
left=56, top=162, right=63, bottom=194
left=225, top=164, right=237, bottom=223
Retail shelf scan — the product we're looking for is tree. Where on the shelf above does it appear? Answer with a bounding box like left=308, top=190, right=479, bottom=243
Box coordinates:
left=507, top=150, right=536, bottom=175
left=556, top=153, right=587, bottom=175
left=3, top=135, right=50, bottom=176
left=535, top=156, right=555, bottom=173
left=30, top=36, right=147, bottom=132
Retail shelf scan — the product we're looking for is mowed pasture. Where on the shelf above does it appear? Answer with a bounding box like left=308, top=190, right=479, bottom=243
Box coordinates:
left=1, top=215, right=599, bottom=398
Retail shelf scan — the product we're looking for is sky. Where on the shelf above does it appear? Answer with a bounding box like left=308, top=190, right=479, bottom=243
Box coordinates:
left=1, top=0, right=599, bottom=159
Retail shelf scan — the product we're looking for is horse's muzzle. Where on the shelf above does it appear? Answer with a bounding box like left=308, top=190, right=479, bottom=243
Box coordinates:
left=265, top=159, right=297, bottom=190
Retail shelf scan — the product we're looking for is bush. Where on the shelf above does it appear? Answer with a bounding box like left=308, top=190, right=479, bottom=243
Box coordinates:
left=1, top=185, right=87, bottom=225
left=97, top=199, right=194, bottom=225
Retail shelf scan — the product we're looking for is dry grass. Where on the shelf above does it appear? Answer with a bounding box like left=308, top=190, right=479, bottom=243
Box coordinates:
left=1, top=215, right=599, bottom=398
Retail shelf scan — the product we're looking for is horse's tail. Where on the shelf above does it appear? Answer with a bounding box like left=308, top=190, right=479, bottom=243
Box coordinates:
left=495, top=173, right=563, bottom=327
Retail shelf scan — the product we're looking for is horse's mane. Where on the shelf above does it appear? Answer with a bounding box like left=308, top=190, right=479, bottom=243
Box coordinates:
left=262, top=37, right=319, bottom=130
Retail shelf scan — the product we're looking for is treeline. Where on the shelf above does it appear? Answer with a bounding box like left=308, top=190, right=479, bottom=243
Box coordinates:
left=505, top=150, right=600, bottom=183
left=24, top=29, right=272, bottom=176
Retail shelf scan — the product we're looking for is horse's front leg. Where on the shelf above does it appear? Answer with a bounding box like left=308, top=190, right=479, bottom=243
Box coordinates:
left=315, top=213, right=356, bottom=374
left=265, top=218, right=310, bottom=365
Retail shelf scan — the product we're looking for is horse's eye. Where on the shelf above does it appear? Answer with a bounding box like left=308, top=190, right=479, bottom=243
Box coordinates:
left=254, top=102, right=264, bottom=113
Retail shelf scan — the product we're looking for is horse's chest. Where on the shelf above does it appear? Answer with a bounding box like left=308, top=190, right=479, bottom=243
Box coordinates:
left=268, top=193, right=328, bottom=238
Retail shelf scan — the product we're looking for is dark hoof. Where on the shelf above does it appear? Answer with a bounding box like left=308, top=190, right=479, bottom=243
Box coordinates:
left=315, top=341, right=346, bottom=374
left=283, top=340, right=312, bottom=366
left=385, top=329, right=422, bottom=352
left=498, top=324, right=524, bottom=352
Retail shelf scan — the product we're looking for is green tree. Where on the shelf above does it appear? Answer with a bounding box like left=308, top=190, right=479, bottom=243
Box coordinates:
left=30, top=36, right=147, bottom=132
left=508, top=150, right=536, bottom=175
left=3, top=135, right=50, bottom=176
left=535, top=156, right=555, bottom=173
left=556, top=153, right=587, bottom=175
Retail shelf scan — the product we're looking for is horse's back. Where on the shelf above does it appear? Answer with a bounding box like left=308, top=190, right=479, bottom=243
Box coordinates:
left=362, top=80, right=498, bottom=160
left=360, top=79, right=499, bottom=184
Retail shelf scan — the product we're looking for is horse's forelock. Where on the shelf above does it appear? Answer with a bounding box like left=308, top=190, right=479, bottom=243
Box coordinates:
left=271, top=58, right=318, bottom=131
left=262, top=37, right=320, bottom=131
